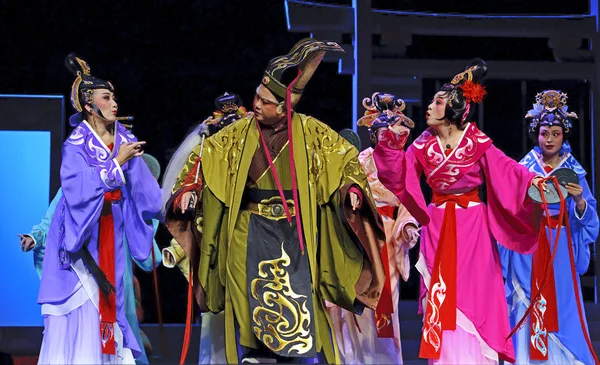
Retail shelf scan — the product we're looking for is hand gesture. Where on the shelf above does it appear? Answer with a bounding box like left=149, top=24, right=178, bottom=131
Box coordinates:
left=350, top=192, right=361, bottom=211
left=18, top=234, right=35, bottom=252
left=531, top=177, right=547, bottom=193
left=116, top=141, right=146, bottom=165
left=180, top=191, right=197, bottom=214
left=391, top=122, right=409, bottom=136
left=402, top=225, right=420, bottom=246
left=564, top=182, right=583, bottom=202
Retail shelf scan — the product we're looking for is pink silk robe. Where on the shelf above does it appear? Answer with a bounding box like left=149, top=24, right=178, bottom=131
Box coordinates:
left=373, top=123, right=540, bottom=363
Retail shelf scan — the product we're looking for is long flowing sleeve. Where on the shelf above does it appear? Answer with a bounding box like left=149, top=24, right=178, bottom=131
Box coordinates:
left=132, top=219, right=162, bottom=272
left=60, top=143, right=126, bottom=253
left=391, top=204, right=418, bottom=281
left=373, top=128, right=429, bottom=225
left=568, top=177, right=598, bottom=274
left=30, top=189, right=63, bottom=248
left=29, top=189, right=63, bottom=278
left=497, top=243, right=511, bottom=279
left=480, top=144, right=540, bottom=254
left=199, top=186, right=226, bottom=312
left=121, top=154, right=162, bottom=262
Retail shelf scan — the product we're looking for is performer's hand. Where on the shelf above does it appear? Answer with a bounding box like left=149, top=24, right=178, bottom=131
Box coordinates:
left=350, top=192, right=361, bottom=211
left=116, top=141, right=146, bottom=165
left=18, top=234, right=35, bottom=252
left=391, top=122, right=409, bottom=136
left=532, top=177, right=547, bottom=192
left=402, top=225, right=420, bottom=246
left=180, top=191, right=196, bottom=213
left=564, top=182, right=583, bottom=202
left=565, top=182, right=586, bottom=214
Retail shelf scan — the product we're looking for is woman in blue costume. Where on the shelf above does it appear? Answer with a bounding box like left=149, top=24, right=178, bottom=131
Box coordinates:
left=498, top=90, right=599, bottom=364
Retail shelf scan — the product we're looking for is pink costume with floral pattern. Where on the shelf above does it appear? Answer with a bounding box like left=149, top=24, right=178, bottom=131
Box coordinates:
left=373, top=122, right=540, bottom=364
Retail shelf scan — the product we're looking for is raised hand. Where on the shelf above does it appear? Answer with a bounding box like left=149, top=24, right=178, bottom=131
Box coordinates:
left=116, top=141, right=146, bottom=165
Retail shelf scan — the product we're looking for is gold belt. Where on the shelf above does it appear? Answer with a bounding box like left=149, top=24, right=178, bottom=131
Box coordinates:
left=245, top=200, right=295, bottom=220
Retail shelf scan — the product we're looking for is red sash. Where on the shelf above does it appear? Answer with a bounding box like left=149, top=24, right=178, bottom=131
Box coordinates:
left=419, top=188, right=480, bottom=359
left=99, top=143, right=120, bottom=354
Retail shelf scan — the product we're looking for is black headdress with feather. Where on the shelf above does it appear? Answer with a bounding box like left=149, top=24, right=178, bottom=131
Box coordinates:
left=65, top=53, right=114, bottom=126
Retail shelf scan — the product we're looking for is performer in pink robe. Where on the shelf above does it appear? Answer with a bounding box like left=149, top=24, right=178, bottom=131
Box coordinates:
left=373, top=59, right=543, bottom=364
left=328, top=93, right=420, bottom=364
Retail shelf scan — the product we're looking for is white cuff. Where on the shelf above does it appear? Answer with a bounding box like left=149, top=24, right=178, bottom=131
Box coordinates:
left=574, top=199, right=588, bottom=220
left=112, top=158, right=126, bottom=185
left=161, top=247, right=177, bottom=268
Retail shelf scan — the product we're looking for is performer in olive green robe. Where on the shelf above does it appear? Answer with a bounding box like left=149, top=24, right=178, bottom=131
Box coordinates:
left=161, top=92, right=251, bottom=363
left=178, top=38, right=387, bottom=364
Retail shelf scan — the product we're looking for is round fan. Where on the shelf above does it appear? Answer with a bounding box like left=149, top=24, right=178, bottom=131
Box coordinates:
left=527, top=180, right=568, bottom=205
left=550, top=167, right=578, bottom=187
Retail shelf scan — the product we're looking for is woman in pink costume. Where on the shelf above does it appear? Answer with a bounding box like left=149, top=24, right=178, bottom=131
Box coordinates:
left=373, top=59, right=544, bottom=364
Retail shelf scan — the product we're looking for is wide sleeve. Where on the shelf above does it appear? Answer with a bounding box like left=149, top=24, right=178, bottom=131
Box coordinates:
left=481, top=144, right=541, bottom=254
left=30, top=188, right=63, bottom=250
left=132, top=219, right=162, bottom=272
left=373, top=128, right=430, bottom=225
left=391, top=204, right=419, bottom=281
left=60, top=143, right=126, bottom=253
left=198, top=186, right=226, bottom=312
left=568, top=177, right=598, bottom=274
left=497, top=243, right=512, bottom=279
left=121, top=153, right=163, bottom=262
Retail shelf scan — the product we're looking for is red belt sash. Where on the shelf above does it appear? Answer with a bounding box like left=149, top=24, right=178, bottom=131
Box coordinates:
left=99, top=189, right=121, bottom=354
left=529, top=217, right=560, bottom=360
left=419, top=188, right=480, bottom=359
left=374, top=205, right=397, bottom=337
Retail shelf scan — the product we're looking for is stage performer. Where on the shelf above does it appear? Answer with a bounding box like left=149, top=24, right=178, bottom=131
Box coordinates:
left=373, top=59, right=545, bottom=364
left=327, top=92, right=420, bottom=365
left=184, top=38, right=387, bottom=364
left=36, top=53, right=162, bottom=364
left=498, top=90, right=599, bottom=365
left=161, top=92, right=251, bottom=365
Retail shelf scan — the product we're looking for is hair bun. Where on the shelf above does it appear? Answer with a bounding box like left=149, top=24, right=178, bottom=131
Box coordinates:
left=464, top=58, right=487, bottom=84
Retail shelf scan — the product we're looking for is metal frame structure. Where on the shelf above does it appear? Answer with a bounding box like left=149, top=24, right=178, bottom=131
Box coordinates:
left=285, top=0, right=600, bottom=302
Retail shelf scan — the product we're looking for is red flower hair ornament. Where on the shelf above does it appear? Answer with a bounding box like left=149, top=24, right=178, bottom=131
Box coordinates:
left=460, top=80, right=487, bottom=104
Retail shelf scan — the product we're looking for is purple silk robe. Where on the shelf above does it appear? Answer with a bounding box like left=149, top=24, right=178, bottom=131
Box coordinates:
left=37, top=121, right=161, bottom=358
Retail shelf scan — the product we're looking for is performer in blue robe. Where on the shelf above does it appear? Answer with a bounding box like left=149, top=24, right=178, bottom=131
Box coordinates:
left=498, top=90, right=599, bottom=365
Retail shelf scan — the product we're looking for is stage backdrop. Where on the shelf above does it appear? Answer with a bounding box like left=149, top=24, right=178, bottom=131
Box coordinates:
left=0, top=95, right=64, bottom=326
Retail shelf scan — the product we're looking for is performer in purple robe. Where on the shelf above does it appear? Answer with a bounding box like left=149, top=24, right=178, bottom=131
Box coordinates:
left=37, top=53, right=162, bottom=364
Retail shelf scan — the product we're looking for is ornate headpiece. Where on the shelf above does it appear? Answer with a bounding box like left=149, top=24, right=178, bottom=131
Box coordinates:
left=260, top=38, right=344, bottom=106
left=202, top=92, right=251, bottom=134
left=357, top=92, right=414, bottom=135
left=525, top=90, right=577, bottom=137
left=439, top=59, right=488, bottom=123
left=65, top=53, right=114, bottom=126
left=444, top=64, right=487, bottom=104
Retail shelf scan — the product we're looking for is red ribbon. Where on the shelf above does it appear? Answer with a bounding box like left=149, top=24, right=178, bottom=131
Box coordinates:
left=419, top=189, right=480, bottom=359
left=99, top=189, right=121, bottom=354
